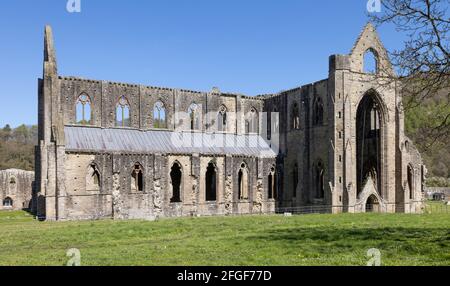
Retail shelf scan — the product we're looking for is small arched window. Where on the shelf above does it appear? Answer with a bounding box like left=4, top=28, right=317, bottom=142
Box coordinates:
left=246, top=108, right=259, bottom=134
left=205, top=162, right=217, bottom=201
left=131, top=164, right=144, bottom=192
left=313, top=98, right=324, bottom=126
left=268, top=167, right=277, bottom=200
left=86, top=163, right=101, bottom=191
left=116, top=96, right=131, bottom=127
left=170, top=162, right=182, bottom=203
left=3, top=197, right=13, bottom=208
left=292, top=103, right=300, bottom=130
left=363, top=49, right=378, bottom=74
left=9, top=177, right=16, bottom=185
left=217, top=105, right=227, bottom=132
left=153, top=101, right=167, bottom=129
left=188, top=103, right=201, bottom=131
left=238, top=163, right=249, bottom=200
left=315, top=161, right=325, bottom=199
left=76, top=94, right=92, bottom=125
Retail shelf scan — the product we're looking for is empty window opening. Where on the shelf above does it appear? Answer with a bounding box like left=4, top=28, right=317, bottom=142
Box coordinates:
left=76, top=94, right=92, bottom=125
left=313, top=97, right=324, bottom=126
left=245, top=108, right=259, bottom=134
left=363, top=49, right=378, bottom=74
left=131, top=164, right=144, bottom=192
left=153, top=101, right=167, bottom=129
left=170, top=163, right=182, bottom=203
left=315, top=161, right=325, bottom=199
left=268, top=167, right=277, bottom=200
left=217, top=105, right=227, bottom=132
left=188, top=103, right=201, bottom=131
left=116, top=96, right=131, bottom=127
left=238, top=163, right=249, bottom=200
left=205, top=162, right=217, bottom=201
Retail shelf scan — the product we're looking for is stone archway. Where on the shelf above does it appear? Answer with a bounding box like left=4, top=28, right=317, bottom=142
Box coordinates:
left=366, top=194, right=380, bottom=213
left=356, top=90, right=386, bottom=198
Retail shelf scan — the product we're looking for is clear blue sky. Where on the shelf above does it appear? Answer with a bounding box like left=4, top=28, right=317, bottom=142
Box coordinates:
left=0, top=0, right=402, bottom=127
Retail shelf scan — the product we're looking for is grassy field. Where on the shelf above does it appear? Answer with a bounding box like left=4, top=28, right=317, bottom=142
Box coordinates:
left=0, top=209, right=449, bottom=266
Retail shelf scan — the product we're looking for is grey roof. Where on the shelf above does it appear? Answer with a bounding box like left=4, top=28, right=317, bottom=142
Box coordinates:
left=65, top=126, right=277, bottom=158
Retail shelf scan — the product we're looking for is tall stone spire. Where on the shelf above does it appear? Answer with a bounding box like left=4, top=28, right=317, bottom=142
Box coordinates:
left=44, top=25, right=57, bottom=76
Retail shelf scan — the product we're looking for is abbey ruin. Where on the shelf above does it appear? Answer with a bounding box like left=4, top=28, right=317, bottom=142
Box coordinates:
left=33, top=24, right=425, bottom=221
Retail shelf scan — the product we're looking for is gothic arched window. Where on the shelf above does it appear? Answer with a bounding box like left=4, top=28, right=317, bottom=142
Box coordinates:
left=246, top=107, right=259, bottom=134
left=217, top=105, right=227, bottom=132
left=268, top=167, right=277, bottom=200
left=363, top=49, right=378, bottom=74
left=238, top=163, right=249, bottom=200
left=315, top=161, right=325, bottom=199
left=188, top=103, right=200, bottom=131
left=153, top=101, right=167, bottom=129
left=170, top=162, right=182, bottom=203
left=131, top=164, right=144, bottom=192
left=205, top=162, right=217, bottom=201
left=76, top=94, right=92, bottom=125
left=116, top=96, right=131, bottom=127
left=313, top=97, right=324, bottom=126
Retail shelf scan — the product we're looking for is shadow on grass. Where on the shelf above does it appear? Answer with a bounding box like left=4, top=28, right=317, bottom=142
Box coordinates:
left=246, top=226, right=450, bottom=246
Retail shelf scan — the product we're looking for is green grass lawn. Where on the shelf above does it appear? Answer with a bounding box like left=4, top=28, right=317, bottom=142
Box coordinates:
left=0, top=210, right=449, bottom=266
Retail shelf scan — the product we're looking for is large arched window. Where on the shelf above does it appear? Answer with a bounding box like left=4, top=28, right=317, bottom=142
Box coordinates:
left=205, top=162, right=217, bottom=201
left=116, top=96, right=131, bottom=127
left=313, top=97, right=324, bottom=126
left=363, top=49, right=378, bottom=74
left=131, top=164, right=144, bottom=192
left=86, top=163, right=101, bottom=191
left=293, top=163, right=299, bottom=198
left=292, top=103, right=300, bottom=130
left=356, top=92, right=383, bottom=195
left=315, top=161, right=325, bottom=199
left=217, top=105, right=227, bottom=132
left=3, top=197, right=13, bottom=208
left=153, top=101, right=167, bottom=129
left=238, top=163, right=249, bottom=200
left=245, top=107, right=259, bottom=134
left=76, top=94, right=92, bottom=125
left=170, top=162, right=182, bottom=203
left=188, top=103, right=201, bottom=131
left=268, top=167, right=277, bottom=200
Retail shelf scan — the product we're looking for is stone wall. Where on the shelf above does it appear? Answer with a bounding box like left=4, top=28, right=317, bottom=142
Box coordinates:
left=0, top=169, right=34, bottom=211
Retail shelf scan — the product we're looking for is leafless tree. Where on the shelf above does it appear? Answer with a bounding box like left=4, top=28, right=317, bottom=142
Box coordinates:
left=369, top=0, right=449, bottom=149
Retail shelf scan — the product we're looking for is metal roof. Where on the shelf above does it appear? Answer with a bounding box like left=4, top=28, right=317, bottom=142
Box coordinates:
left=65, top=126, right=277, bottom=158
